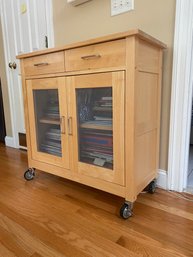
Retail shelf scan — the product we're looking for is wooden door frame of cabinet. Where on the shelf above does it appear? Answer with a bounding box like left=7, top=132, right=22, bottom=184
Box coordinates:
left=66, top=71, right=125, bottom=186
left=26, top=78, right=70, bottom=169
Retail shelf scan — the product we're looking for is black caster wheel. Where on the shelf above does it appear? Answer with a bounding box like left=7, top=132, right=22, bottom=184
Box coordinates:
left=24, top=168, right=35, bottom=181
left=148, top=180, right=156, bottom=194
left=120, top=203, right=133, bottom=219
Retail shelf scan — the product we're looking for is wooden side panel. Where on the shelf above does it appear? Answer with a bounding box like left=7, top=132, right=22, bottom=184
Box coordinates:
left=125, top=36, right=136, bottom=202
left=20, top=60, right=33, bottom=166
left=155, top=50, right=163, bottom=172
left=137, top=39, right=160, bottom=73
left=135, top=72, right=158, bottom=136
left=133, top=38, right=163, bottom=195
left=135, top=130, right=157, bottom=194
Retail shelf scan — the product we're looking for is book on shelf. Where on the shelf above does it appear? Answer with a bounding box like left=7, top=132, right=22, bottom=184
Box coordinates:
left=80, top=134, right=113, bottom=147
left=80, top=128, right=112, bottom=137
left=40, top=127, right=62, bottom=157
left=101, top=97, right=112, bottom=101
left=44, top=104, right=60, bottom=119
left=93, top=106, right=112, bottom=112
left=94, top=116, right=112, bottom=121
left=80, top=145, right=112, bottom=155
left=41, top=141, right=62, bottom=157
left=80, top=151, right=113, bottom=164
left=80, top=120, right=112, bottom=130
left=79, top=127, right=113, bottom=166
left=46, top=128, right=61, bottom=141
left=78, top=93, right=113, bottom=167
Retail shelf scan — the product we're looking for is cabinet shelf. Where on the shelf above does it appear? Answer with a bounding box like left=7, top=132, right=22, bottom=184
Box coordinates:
left=39, top=118, right=60, bottom=125
left=80, top=122, right=112, bottom=131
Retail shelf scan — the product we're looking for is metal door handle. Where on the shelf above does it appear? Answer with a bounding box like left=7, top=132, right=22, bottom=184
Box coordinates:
left=9, top=62, right=17, bottom=69
left=60, top=116, right=66, bottom=134
left=68, top=117, right=73, bottom=135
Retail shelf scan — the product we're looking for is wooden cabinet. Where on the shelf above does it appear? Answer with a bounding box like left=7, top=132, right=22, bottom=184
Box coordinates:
left=17, top=29, right=166, bottom=219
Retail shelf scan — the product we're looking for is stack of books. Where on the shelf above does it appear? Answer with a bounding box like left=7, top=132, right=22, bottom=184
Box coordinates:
left=79, top=96, right=113, bottom=169
left=93, top=96, right=112, bottom=112
left=40, top=128, right=62, bottom=157
left=79, top=129, right=113, bottom=168
left=45, top=104, right=60, bottom=120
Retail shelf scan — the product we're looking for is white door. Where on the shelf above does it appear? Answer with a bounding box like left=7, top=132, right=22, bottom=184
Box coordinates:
left=0, top=0, right=54, bottom=148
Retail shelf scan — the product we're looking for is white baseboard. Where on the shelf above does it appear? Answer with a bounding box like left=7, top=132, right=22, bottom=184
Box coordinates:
left=157, top=169, right=167, bottom=190
left=5, top=136, right=16, bottom=148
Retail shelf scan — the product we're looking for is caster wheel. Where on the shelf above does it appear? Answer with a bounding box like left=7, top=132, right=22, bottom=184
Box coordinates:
left=24, top=168, right=35, bottom=181
left=120, top=203, right=133, bottom=219
left=148, top=180, right=156, bottom=194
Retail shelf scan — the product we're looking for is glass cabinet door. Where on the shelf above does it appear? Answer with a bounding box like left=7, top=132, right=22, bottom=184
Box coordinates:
left=26, top=78, right=69, bottom=169
left=77, top=87, right=113, bottom=169
left=67, top=72, right=125, bottom=185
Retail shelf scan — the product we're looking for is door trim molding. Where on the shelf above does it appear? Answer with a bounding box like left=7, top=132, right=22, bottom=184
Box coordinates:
left=5, top=136, right=15, bottom=148
left=46, top=0, right=55, bottom=48
left=157, top=169, right=167, bottom=190
left=0, top=0, right=54, bottom=148
left=0, top=2, right=18, bottom=147
left=168, top=0, right=193, bottom=191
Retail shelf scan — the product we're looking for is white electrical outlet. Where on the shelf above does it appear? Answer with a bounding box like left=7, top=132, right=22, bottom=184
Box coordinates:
left=111, top=0, right=134, bottom=16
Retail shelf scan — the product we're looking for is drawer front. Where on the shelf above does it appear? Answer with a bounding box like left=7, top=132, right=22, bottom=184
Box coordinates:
left=23, top=52, right=65, bottom=76
left=65, top=39, right=126, bottom=71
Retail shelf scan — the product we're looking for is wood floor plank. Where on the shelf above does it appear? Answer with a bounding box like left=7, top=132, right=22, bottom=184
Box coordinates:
left=0, top=225, right=33, bottom=257
left=116, top=236, right=187, bottom=257
left=31, top=254, right=44, bottom=257
left=0, top=195, right=138, bottom=257
left=0, top=213, right=69, bottom=257
left=76, top=204, right=190, bottom=257
left=1, top=144, right=193, bottom=257
left=137, top=197, right=193, bottom=221
left=0, top=203, right=92, bottom=257
left=0, top=243, right=17, bottom=257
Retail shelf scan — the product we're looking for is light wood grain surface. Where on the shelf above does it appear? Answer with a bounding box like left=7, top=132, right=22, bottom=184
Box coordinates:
left=0, top=144, right=193, bottom=257
left=19, top=30, right=165, bottom=204
left=16, top=29, right=166, bottom=59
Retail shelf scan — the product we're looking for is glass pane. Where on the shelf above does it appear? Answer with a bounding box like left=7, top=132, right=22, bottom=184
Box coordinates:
left=33, top=89, right=62, bottom=157
left=76, top=87, right=113, bottom=169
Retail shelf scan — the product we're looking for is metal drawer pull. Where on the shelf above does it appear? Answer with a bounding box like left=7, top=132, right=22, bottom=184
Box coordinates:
left=60, top=116, right=66, bottom=134
left=68, top=117, right=73, bottom=135
left=34, top=62, right=49, bottom=67
left=81, top=54, right=101, bottom=60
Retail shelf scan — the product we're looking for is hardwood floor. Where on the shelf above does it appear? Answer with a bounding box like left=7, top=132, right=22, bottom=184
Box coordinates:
left=0, top=144, right=193, bottom=257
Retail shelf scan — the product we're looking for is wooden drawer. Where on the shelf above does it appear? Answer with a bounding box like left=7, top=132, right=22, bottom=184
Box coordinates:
left=65, top=39, right=126, bottom=71
left=23, top=52, right=65, bottom=76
